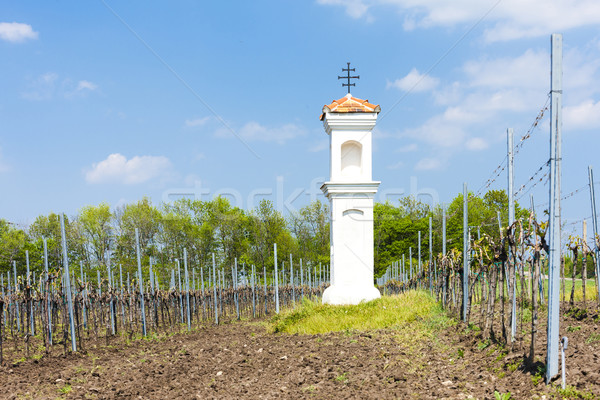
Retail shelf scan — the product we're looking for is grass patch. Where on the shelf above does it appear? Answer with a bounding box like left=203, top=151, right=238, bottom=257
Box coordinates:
left=531, top=364, right=545, bottom=386
left=586, top=333, right=600, bottom=344
left=494, top=391, right=512, bottom=400
left=557, top=385, right=596, bottom=399
left=58, top=384, right=72, bottom=395
left=270, top=290, right=450, bottom=335
left=335, top=372, right=349, bottom=384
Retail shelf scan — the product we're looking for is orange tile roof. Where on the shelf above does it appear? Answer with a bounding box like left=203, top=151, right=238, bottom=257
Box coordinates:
left=320, top=93, right=380, bottom=120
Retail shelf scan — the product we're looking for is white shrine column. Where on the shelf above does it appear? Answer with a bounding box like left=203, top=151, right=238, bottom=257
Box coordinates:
left=320, top=93, right=381, bottom=305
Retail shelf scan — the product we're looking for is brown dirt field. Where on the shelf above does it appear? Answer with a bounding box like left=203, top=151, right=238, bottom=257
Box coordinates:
left=1, top=306, right=599, bottom=399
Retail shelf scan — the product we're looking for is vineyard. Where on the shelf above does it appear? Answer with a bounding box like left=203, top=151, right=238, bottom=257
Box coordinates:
left=2, top=29, right=600, bottom=398
left=1, top=201, right=599, bottom=384
left=0, top=221, right=331, bottom=363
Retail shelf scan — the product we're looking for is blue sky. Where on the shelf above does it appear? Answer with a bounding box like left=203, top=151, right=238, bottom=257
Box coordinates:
left=1, top=0, right=600, bottom=242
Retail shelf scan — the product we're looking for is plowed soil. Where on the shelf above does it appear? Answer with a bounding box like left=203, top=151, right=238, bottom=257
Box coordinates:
left=1, top=305, right=599, bottom=399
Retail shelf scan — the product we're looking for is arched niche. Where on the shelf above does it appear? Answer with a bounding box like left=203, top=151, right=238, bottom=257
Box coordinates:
left=342, top=208, right=364, bottom=221
left=341, top=140, right=362, bottom=177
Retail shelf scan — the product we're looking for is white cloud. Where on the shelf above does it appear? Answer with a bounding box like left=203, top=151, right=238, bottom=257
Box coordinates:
left=465, top=137, right=489, bottom=151
left=184, top=174, right=202, bottom=187
left=85, top=153, right=173, bottom=184
left=433, top=82, right=462, bottom=106
left=387, top=160, right=404, bottom=170
left=317, top=0, right=600, bottom=41
left=21, top=72, right=58, bottom=101
left=216, top=121, right=305, bottom=144
left=403, top=113, right=466, bottom=148
left=402, top=48, right=562, bottom=150
left=185, top=117, right=210, bottom=128
left=23, top=73, right=99, bottom=100
left=64, top=80, right=99, bottom=98
left=564, top=99, right=600, bottom=130
left=76, top=80, right=98, bottom=92
left=317, top=0, right=372, bottom=20
left=415, top=157, right=442, bottom=171
left=396, top=143, right=418, bottom=153
left=387, top=68, right=439, bottom=92
left=309, top=139, right=328, bottom=152
left=463, top=50, right=547, bottom=91
left=0, top=22, right=38, bottom=43
left=114, top=198, right=129, bottom=209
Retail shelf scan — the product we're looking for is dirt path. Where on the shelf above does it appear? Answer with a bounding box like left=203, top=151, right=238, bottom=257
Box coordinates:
left=1, top=309, right=599, bottom=399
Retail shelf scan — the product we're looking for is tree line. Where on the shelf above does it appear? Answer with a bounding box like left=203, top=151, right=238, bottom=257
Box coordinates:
left=5, top=189, right=583, bottom=282
left=0, top=197, right=329, bottom=281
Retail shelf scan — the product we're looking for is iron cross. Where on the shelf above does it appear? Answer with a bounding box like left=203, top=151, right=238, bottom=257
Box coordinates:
left=338, top=62, right=359, bottom=94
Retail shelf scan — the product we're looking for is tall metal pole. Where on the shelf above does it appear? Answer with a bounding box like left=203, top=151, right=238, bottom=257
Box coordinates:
left=418, top=231, right=422, bottom=279
left=588, top=166, right=600, bottom=304
left=463, top=183, right=469, bottom=322
left=134, top=228, right=147, bottom=336
left=274, top=243, right=280, bottom=314
left=60, top=214, right=77, bottom=352
left=429, top=217, right=433, bottom=291
left=26, top=250, right=34, bottom=335
left=442, top=206, right=447, bottom=307
left=43, top=237, right=52, bottom=345
left=508, top=127, right=515, bottom=225
left=409, top=247, right=413, bottom=280
left=507, top=127, right=517, bottom=342
left=546, top=33, right=563, bottom=383
left=212, top=253, right=218, bottom=325
left=442, top=207, right=447, bottom=255
left=176, top=259, right=183, bottom=323
left=183, top=248, right=191, bottom=331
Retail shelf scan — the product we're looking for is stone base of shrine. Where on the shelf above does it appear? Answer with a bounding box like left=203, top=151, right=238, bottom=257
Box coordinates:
left=322, top=284, right=381, bottom=305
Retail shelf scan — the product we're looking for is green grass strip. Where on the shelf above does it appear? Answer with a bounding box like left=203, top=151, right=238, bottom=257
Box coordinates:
left=271, top=290, right=449, bottom=335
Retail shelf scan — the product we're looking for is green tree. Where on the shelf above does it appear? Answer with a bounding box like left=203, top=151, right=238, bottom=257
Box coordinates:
left=248, top=199, right=292, bottom=272
left=78, top=203, right=113, bottom=268
left=289, top=200, right=330, bottom=267
left=28, top=212, right=87, bottom=273
left=114, top=197, right=161, bottom=271
left=0, top=219, right=30, bottom=274
left=373, top=199, right=430, bottom=277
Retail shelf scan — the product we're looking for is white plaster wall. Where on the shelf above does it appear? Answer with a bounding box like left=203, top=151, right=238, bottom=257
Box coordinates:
left=322, top=111, right=381, bottom=305
left=330, top=195, right=375, bottom=287
left=323, top=112, right=376, bottom=183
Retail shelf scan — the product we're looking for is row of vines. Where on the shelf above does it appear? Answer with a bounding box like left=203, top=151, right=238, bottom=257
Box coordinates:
left=0, top=239, right=330, bottom=364
left=380, top=209, right=599, bottom=366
